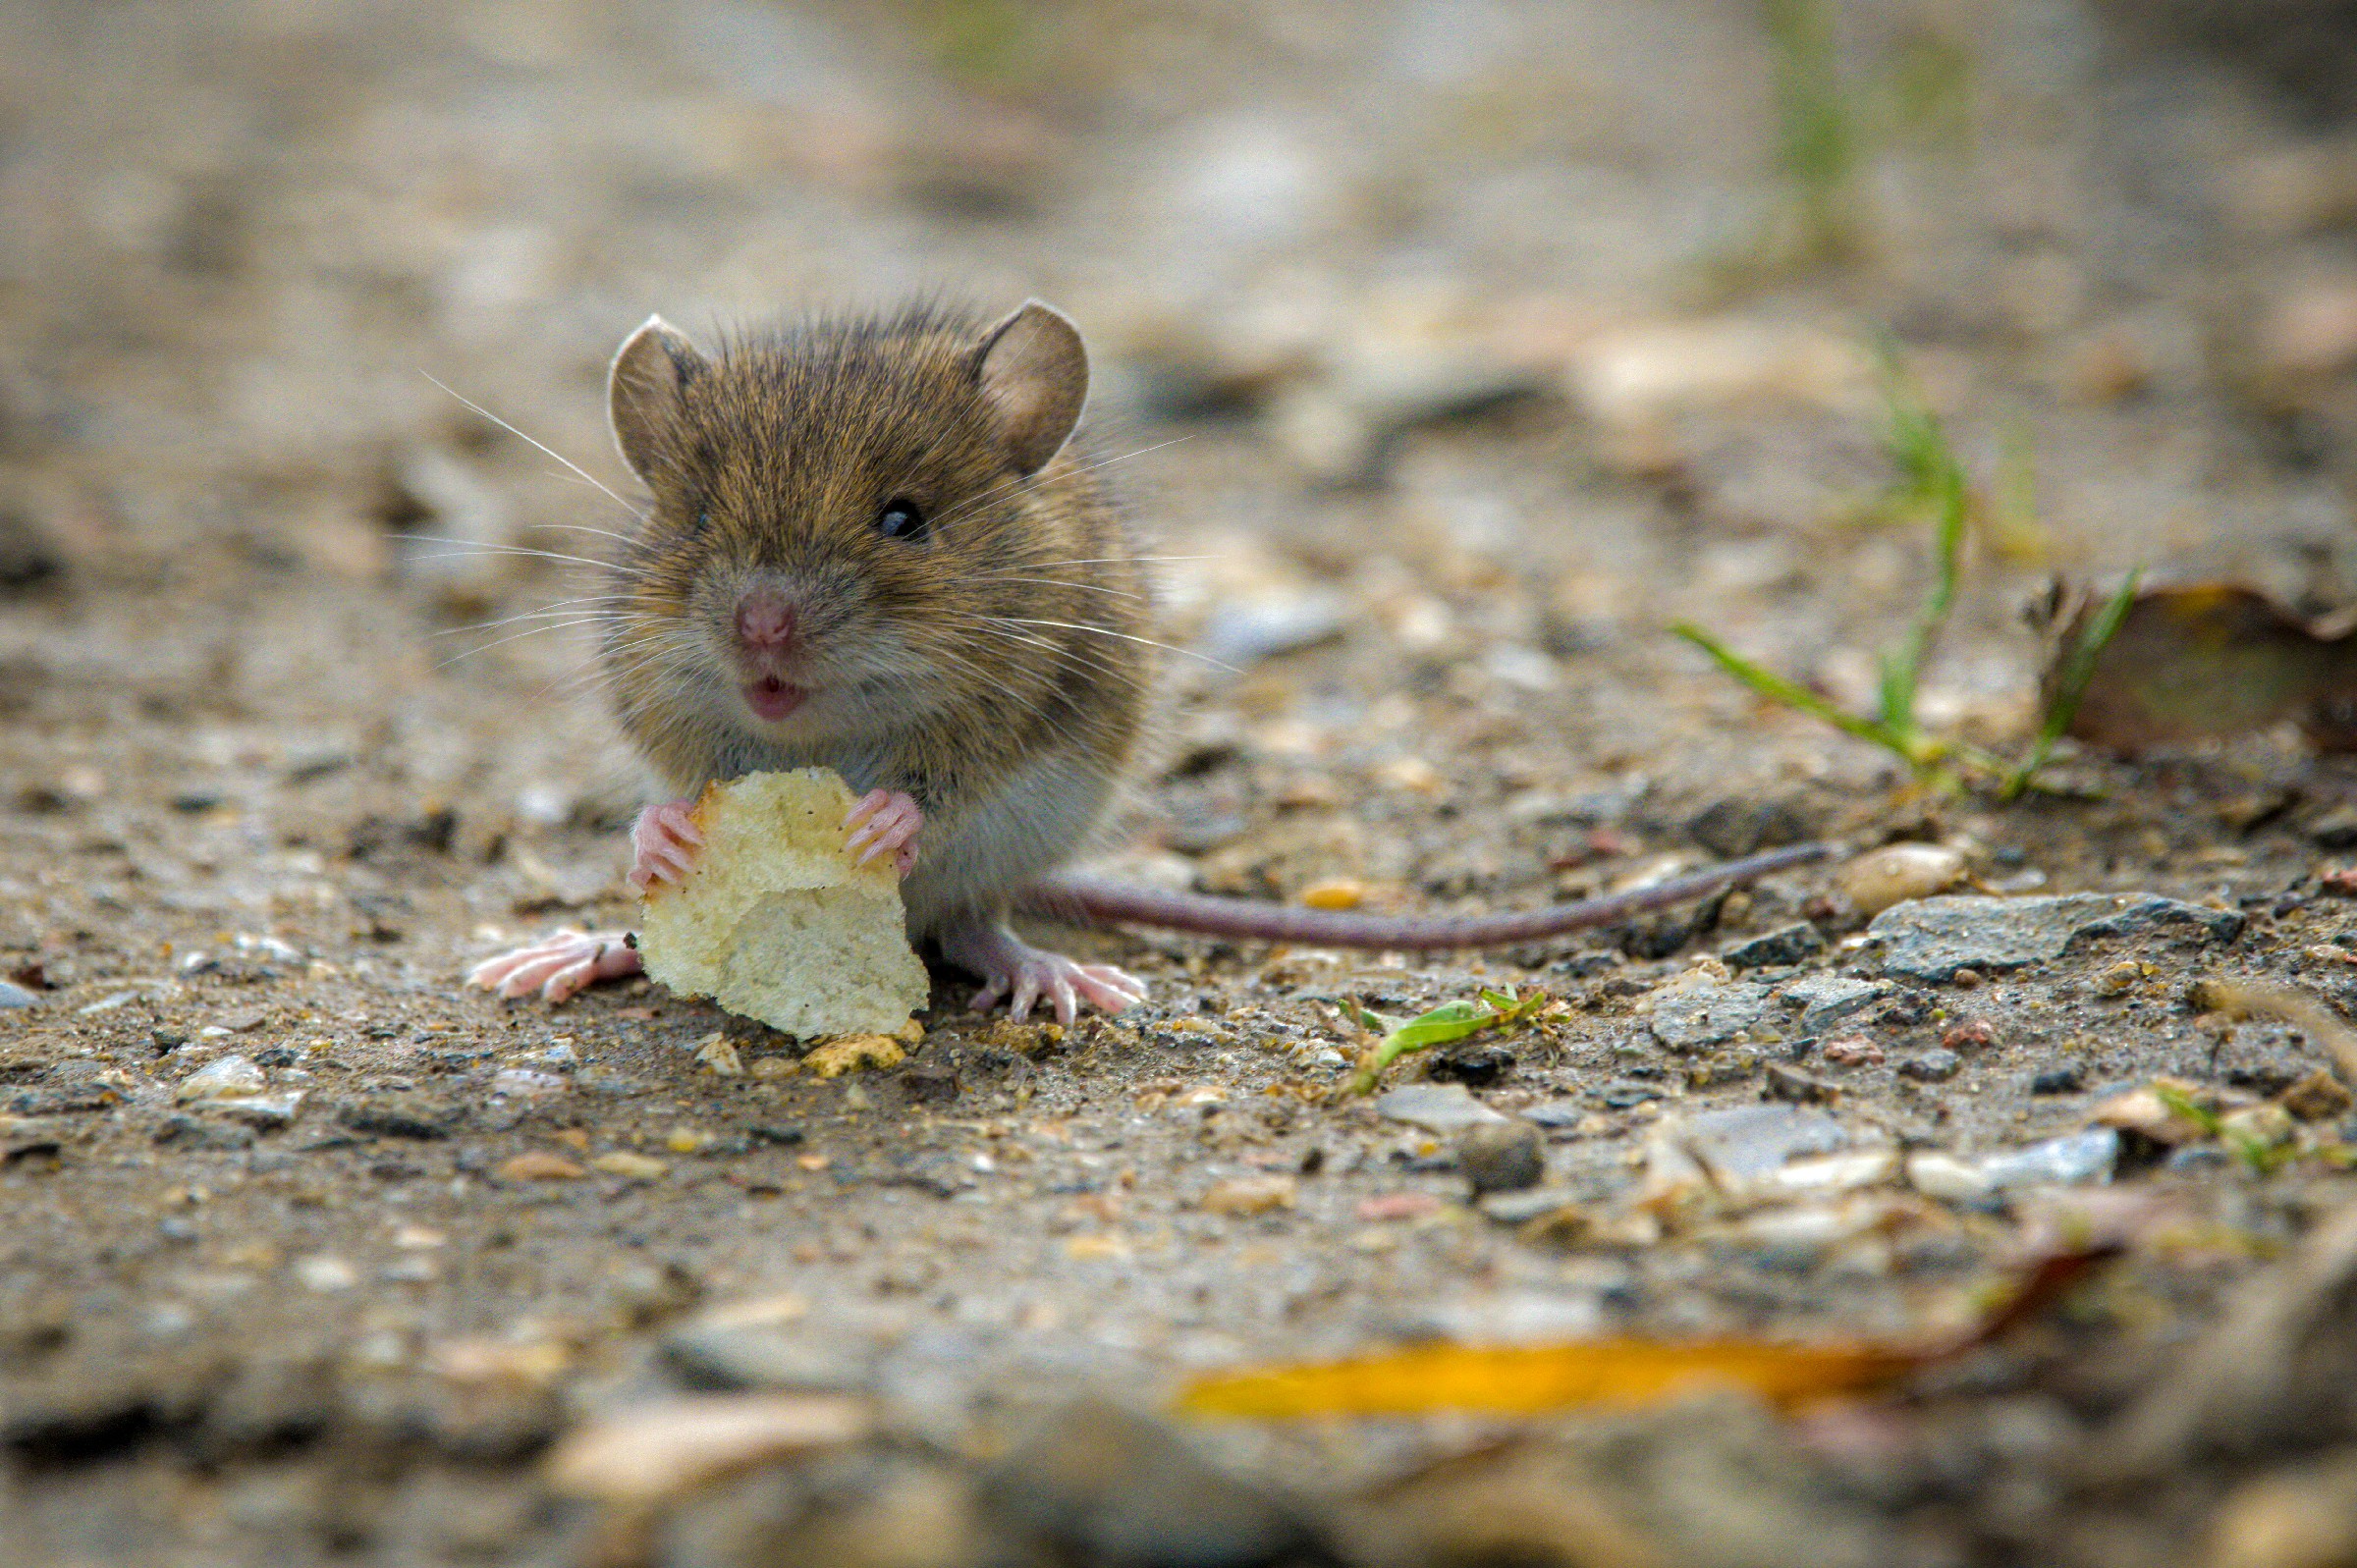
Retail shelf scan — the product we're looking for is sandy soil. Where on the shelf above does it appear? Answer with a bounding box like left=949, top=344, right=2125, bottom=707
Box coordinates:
left=7, top=2, right=2357, bottom=1564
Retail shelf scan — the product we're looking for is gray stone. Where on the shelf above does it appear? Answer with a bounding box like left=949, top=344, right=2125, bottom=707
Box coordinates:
left=337, top=1095, right=458, bottom=1140
left=0, top=980, right=38, bottom=1009
left=1521, top=1099, right=1587, bottom=1128
left=2312, top=805, right=2357, bottom=849
left=979, top=1399, right=1331, bottom=1568
left=1475, top=1187, right=1583, bottom=1224
left=1457, top=1120, right=1544, bottom=1194
left=1978, top=1128, right=2119, bottom=1189
left=1866, top=894, right=2243, bottom=983
left=211, top=1091, right=305, bottom=1130
left=1376, top=1082, right=1506, bottom=1132
left=1723, top=922, right=1828, bottom=970
left=1647, top=982, right=1772, bottom=1051
left=661, top=1325, right=870, bottom=1394
left=1898, top=1050, right=1961, bottom=1083
left=1778, top=975, right=1886, bottom=1033
left=1195, top=589, right=1346, bottom=667
left=1681, top=1105, right=1849, bottom=1180
left=152, top=1113, right=253, bottom=1150
left=1589, top=1079, right=1665, bottom=1109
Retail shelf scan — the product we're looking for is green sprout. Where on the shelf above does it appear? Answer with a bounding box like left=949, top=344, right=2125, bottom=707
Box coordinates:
left=2154, top=1083, right=2293, bottom=1176
left=1762, top=0, right=1861, bottom=263
left=1344, top=988, right=1550, bottom=1097
left=1741, top=4, right=1977, bottom=280
left=1672, top=370, right=2141, bottom=798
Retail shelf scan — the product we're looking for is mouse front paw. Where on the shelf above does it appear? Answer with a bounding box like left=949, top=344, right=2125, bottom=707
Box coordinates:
left=466, top=928, right=643, bottom=1002
left=844, top=788, right=922, bottom=878
left=628, top=797, right=704, bottom=892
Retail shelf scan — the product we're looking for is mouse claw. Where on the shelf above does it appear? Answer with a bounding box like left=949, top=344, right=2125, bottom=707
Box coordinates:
left=844, top=788, right=922, bottom=879
left=628, top=798, right=704, bottom=892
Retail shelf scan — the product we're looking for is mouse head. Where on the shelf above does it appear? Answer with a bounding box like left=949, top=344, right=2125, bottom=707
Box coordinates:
left=599, top=302, right=1099, bottom=744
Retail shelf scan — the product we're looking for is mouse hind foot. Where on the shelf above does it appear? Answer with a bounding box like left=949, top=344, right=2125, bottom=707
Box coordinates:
left=939, top=917, right=1145, bottom=1025
left=466, top=929, right=643, bottom=1002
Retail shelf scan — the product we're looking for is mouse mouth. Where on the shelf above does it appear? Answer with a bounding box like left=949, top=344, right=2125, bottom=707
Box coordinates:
left=741, top=677, right=809, bottom=722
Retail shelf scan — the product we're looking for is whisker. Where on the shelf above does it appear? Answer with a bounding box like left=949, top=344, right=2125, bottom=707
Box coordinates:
left=419, top=372, right=642, bottom=520
left=429, top=596, right=643, bottom=638
left=985, top=617, right=1234, bottom=672
left=529, top=521, right=642, bottom=546
left=390, top=535, right=642, bottom=576
left=954, top=575, right=1148, bottom=601
left=435, top=619, right=612, bottom=669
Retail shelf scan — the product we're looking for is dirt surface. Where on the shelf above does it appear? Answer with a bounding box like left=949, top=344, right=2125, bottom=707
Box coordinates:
left=9, top=2, right=2357, bottom=1564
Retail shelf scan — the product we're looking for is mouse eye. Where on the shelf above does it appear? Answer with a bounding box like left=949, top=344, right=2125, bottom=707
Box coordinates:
left=876, top=499, right=928, bottom=542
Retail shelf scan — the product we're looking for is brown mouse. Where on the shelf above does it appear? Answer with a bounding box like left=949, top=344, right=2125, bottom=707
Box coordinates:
left=467, top=302, right=1824, bottom=1023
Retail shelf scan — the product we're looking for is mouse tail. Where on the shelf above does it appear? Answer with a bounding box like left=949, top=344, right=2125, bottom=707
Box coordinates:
left=1014, top=841, right=1832, bottom=950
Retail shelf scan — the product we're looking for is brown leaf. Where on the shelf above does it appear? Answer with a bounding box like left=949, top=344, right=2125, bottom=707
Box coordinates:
left=2051, top=582, right=2357, bottom=754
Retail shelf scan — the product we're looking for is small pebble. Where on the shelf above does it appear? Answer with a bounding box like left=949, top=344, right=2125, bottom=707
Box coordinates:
left=692, top=1033, right=743, bottom=1077
left=2280, top=1068, right=2355, bottom=1121
left=498, top=1151, right=585, bottom=1181
left=2031, top=1067, right=2084, bottom=1095
left=1949, top=968, right=1983, bottom=989
left=1763, top=1063, right=1838, bottom=1104
left=1355, top=1192, right=1442, bottom=1221
left=1199, top=1175, right=1296, bottom=1216
left=1457, top=1119, right=1544, bottom=1195
left=1836, top=843, right=1967, bottom=917
left=2221, top=1103, right=2296, bottom=1152
left=2094, top=961, right=2144, bottom=998
left=1942, top=1018, right=1997, bottom=1053
left=592, top=1151, right=670, bottom=1180
left=1723, top=922, right=1828, bottom=970
left=1375, top=1082, right=1507, bottom=1132
left=747, top=1055, right=798, bottom=1082
left=0, top=979, right=38, bottom=1009
left=294, top=1255, right=357, bottom=1291
left=1898, top=1050, right=1961, bottom=1083
left=175, top=1054, right=265, bottom=1103
left=1297, top=878, right=1364, bottom=910
left=1822, top=1037, right=1884, bottom=1067
left=546, top=1394, right=873, bottom=1504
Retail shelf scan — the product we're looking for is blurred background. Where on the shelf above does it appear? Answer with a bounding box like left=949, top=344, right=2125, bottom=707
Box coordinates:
left=5, top=0, right=2357, bottom=830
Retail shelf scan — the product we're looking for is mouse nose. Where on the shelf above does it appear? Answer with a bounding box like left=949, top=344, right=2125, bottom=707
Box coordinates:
left=735, top=586, right=799, bottom=652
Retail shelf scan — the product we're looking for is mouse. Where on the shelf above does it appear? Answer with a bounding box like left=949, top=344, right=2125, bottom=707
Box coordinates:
left=466, top=301, right=1827, bottom=1024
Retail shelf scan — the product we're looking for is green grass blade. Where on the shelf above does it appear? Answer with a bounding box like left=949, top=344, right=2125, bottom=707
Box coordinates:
left=1671, top=623, right=1910, bottom=756
left=2002, top=567, right=2143, bottom=800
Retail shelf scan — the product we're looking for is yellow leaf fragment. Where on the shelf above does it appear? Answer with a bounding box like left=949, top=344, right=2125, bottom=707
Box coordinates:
left=1178, top=1338, right=1919, bottom=1420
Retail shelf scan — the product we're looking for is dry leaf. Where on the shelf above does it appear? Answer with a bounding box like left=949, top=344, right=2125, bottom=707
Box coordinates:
left=2047, top=582, right=2357, bottom=754
left=1178, top=1249, right=2110, bottom=1420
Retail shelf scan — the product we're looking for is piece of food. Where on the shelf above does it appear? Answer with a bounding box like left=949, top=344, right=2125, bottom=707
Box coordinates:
left=636, top=770, right=930, bottom=1037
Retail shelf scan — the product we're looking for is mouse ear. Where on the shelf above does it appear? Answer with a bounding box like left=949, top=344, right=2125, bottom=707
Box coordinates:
left=609, top=315, right=707, bottom=483
left=974, top=300, right=1088, bottom=474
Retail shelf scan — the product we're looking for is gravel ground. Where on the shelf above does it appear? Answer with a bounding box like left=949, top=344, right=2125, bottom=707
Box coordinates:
left=8, top=2, right=2357, bottom=1564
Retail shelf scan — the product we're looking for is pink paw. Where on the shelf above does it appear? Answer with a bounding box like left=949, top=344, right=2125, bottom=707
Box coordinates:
left=466, top=928, right=643, bottom=1002
left=628, top=797, right=703, bottom=892
left=941, top=919, right=1146, bottom=1026
left=844, top=788, right=922, bottom=878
